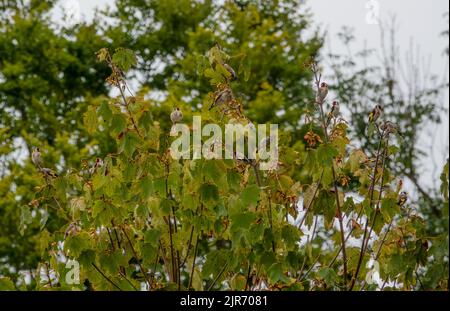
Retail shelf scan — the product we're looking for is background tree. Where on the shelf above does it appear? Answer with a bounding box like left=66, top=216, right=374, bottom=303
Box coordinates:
left=326, top=21, right=448, bottom=236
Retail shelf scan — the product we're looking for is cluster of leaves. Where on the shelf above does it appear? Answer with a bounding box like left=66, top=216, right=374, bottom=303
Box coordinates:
left=1, top=0, right=322, bottom=281
left=1, top=46, right=447, bottom=291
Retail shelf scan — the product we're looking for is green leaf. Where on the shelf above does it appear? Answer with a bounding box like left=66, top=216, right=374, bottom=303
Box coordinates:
left=19, top=205, right=33, bottom=235
left=65, top=232, right=92, bottom=258
left=182, top=194, right=197, bottom=211
left=204, top=68, right=225, bottom=85
left=316, top=143, right=338, bottom=165
left=138, top=175, right=154, bottom=200
left=230, top=274, right=247, bottom=290
left=203, top=250, right=229, bottom=279
left=199, top=183, right=219, bottom=203
left=316, top=190, right=336, bottom=229
left=281, top=225, right=301, bottom=250
left=227, top=170, right=241, bottom=191
left=98, top=100, right=113, bottom=122
left=0, top=277, right=15, bottom=290
left=138, top=111, right=153, bottom=133
left=303, top=183, right=318, bottom=210
left=348, top=149, right=366, bottom=172
left=119, top=131, right=140, bottom=157
left=203, top=160, right=226, bottom=183
left=230, top=212, right=256, bottom=231
left=380, top=198, right=400, bottom=222
left=159, top=198, right=172, bottom=216
left=267, top=263, right=289, bottom=284
left=388, top=145, right=399, bottom=156
left=241, top=185, right=260, bottom=207
left=112, top=48, right=137, bottom=72
left=69, top=197, right=86, bottom=220
left=40, top=210, right=49, bottom=230
left=96, top=48, right=109, bottom=62
left=317, top=267, right=337, bottom=285
left=192, top=267, right=203, bottom=291
left=83, top=106, right=98, bottom=135
left=144, top=229, right=161, bottom=245
left=110, top=114, right=127, bottom=136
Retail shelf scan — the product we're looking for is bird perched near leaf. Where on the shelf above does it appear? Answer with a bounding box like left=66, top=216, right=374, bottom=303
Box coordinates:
left=232, top=150, right=255, bottom=166
left=64, top=222, right=80, bottom=240
left=170, top=107, right=183, bottom=123
left=369, top=104, right=383, bottom=123
left=397, top=191, right=408, bottom=207
left=31, top=147, right=43, bottom=169
left=94, top=157, right=104, bottom=169
left=89, top=157, right=104, bottom=174
left=316, top=82, right=328, bottom=104
left=223, top=63, right=236, bottom=81
left=210, top=88, right=234, bottom=110
left=380, top=120, right=399, bottom=136
left=326, top=101, right=340, bottom=126
left=40, top=167, right=58, bottom=178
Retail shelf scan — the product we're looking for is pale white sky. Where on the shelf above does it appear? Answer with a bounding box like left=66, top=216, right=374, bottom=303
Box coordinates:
left=52, top=0, right=449, bottom=193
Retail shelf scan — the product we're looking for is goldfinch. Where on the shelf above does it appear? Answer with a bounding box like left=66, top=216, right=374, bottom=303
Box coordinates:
left=209, top=88, right=233, bottom=110
left=40, top=167, right=58, bottom=178
left=380, top=120, right=398, bottom=135
left=94, top=157, right=104, bottom=169
left=326, top=100, right=340, bottom=126
left=316, top=82, right=328, bottom=103
left=89, top=157, right=104, bottom=174
left=170, top=107, right=183, bottom=123
left=31, top=147, right=43, bottom=168
left=233, top=151, right=255, bottom=165
left=64, top=222, right=80, bottom=240
left=223, top=63, right=236, bottom=81
left=397, top=191, right=408, bottom=207
left=369, top=105, right=383, bottom=123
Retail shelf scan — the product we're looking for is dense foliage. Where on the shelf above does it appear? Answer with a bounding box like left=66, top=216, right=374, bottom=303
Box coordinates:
left=0, top=0, right=448, bottom=291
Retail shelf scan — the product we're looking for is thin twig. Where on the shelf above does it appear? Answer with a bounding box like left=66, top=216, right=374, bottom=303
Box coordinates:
left=118, top=270, right=139, bottom=291
left=91, top=262, right=123, bottom=291
left=244, top=263, right=252, bottom=291
left=299, top=253, right=321, bottom=282
left=188, top=234, right=200, bottom=290
left=207, top=262, right=229, bottom=291
left=268, top=191, right=275, bottom=252
left=350, top=135, right=388, bottom=290
left=298, top=170, right=324, bottom=229
left=106, top=228, right=116, bottom=251
left=314, top=70, right=348, bottom=286
left=179, top=226, right=195, bottom=268
left=44, top=263, right=52, bottom=288
left=121, top=227, right=151, bottom=289
left=111, top=220, right=122, bottom=249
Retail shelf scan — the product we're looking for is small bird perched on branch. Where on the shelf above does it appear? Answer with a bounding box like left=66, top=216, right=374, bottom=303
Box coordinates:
left=170, top=107, right=183, bottom=123
left=40, top=167, right=58, bottom=178
left=31, top=147, right=43, bottom=169
left=326, top=100, right=340, bottom=126
left=316, top=82, right=328, bottom=104
left=380, top=120, right=399, bottom=136
left=89, top=157, right=104, bottom=175
left=64, top=222, right=80, bottom=240
left=397, top=191, right=408, bottom=207
left=369, top=104, right=383, bottom=123
left=223, top=63, right=236, bottom=81
left=210, top=88, right=234, bottom=110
